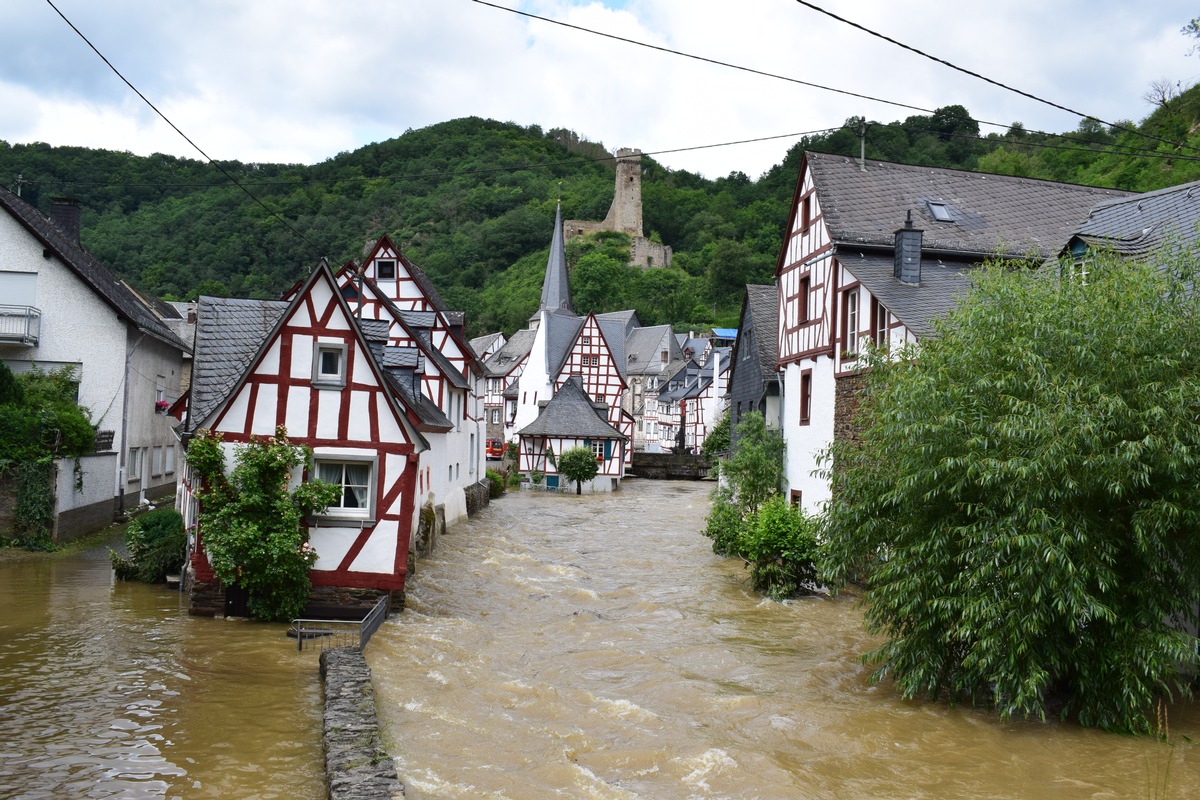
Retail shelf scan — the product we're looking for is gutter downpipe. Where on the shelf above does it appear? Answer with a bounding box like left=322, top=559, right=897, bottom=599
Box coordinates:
left=118, top=331, right=147, bottom=516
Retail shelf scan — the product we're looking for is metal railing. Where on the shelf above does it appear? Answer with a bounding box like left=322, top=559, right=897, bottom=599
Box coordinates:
left=291, top=594, right=389, bottom=653
left=0, top=305, right=41, bottom=345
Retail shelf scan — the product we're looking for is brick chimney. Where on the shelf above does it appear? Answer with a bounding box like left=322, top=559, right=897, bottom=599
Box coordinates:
left=50, top=198, right=82, bottom=244
left=894, top=210, right=923, bottom=286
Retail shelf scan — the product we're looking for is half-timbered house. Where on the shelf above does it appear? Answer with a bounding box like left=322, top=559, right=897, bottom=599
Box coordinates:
left=517, top=375, right=626, bottom=492
left=775, top=152, right=1129, bottom=513
left=180, top=261, right=427, bottom=616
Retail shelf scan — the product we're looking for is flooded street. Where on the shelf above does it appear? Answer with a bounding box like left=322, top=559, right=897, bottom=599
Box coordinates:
left=0, top=538, right=323, bottom=800
left=371, top=479, right=1200, bottom=799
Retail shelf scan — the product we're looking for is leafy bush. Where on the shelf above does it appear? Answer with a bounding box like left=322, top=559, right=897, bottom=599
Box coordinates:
left=743, top=495, right=818, bottom=599
left=700, top=410, right=730, bottom=460
left=485, top=468, right=505, bottom=498
left=188, top=427, right=339, bottom=622
left=820, top=251, right=1200, bottom=732
left=702, top=485, right=744, bottom=557
left=110, top=507, right=186, bottom=583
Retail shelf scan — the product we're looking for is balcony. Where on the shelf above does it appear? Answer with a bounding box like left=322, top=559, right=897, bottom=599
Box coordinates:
left=0, top=305, right=41, bottom=345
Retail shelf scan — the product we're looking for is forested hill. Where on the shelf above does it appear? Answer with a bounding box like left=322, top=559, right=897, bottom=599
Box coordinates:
left=4, top=88, right=1200, bottom=337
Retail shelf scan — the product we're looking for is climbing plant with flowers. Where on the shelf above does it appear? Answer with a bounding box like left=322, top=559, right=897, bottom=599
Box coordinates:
left=187, top=426, right=339, bottom=621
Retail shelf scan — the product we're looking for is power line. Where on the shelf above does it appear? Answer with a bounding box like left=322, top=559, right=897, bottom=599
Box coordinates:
left=44, top=0, right=325, bottom=257
left=790, top=0, right=1197, bottom=157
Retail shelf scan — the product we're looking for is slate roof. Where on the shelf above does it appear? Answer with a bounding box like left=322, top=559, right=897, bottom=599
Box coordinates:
left=738, top=285, right=779, bottom=380
left=359, top=318, right=390, bottom=342
left=486, top=327, right=535, bottom=377
left=0, top=185, right=189, bottom=352
left=518, top=376, right=624, bottom=439
left=383, top=371, right=452, bottom=431
left=596, top=316, right=629, bottom=379
left=539, top=202, right=573, bottom=314
left=596, top=309, right=641, bottom=337
left=470, top=332, right=504, bottom=359
left=805, top=152, right=1130, bottom=261
left=1069, top=179, right=1200, bottom=258
left=545, top=310, right=585, bottom=377
left=625, top=324, right=675, bottom=376
left=188, top=296, right=288, bottom=430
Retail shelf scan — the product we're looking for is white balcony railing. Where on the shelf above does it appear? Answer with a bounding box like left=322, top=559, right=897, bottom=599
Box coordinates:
left=0, top=305, right=41, bottom=345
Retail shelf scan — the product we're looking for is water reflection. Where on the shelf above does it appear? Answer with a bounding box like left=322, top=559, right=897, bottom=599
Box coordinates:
left=0, top=538, right=323, bottom=800
left=371, top=479, right=1200, bottom=799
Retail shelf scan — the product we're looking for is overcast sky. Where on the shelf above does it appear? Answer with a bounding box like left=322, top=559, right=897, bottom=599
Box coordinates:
left=3, top=1, right=1199, bottom=181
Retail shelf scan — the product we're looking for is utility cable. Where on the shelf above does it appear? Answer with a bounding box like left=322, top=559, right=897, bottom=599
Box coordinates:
left=790, top=0, right=1198, bottom=157
left=44, top=0, right=325, bottom=257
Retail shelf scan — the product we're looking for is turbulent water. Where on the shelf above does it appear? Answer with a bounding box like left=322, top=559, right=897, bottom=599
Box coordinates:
left=0, top=540, right=324, bottom=800
left=370, top=479, right=1200, bottom=800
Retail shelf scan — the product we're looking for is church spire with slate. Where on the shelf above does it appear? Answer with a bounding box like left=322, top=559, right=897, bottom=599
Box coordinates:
left=539, top=200, right=572, bottom=314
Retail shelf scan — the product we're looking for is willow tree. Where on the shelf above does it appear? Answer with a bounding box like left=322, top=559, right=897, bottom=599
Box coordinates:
left=820, top=250, right=1200, bottom=733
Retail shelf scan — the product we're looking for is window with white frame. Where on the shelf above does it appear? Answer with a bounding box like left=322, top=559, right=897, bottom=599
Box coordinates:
left=589, top=355, right=599, bottom=367
left=128, top=447, right=142, bottom=481
left=843, top=290, right=859, bottom=356
left=581, top=336, right=591, bottom=345
left=151, top=445, right=163, bottom=477
left=314, top=457, right=375, bottom=520
left=312, top=341, right=348, bottom=388
left=591, top=440, right=605, bottom=459
left=491, top=408, right=501, bottom=424
left=164, top=445, right=176, bottom=475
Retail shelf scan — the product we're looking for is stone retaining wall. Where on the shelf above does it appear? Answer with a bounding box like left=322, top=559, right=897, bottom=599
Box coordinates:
left=319, top=648, right=405, bottom=800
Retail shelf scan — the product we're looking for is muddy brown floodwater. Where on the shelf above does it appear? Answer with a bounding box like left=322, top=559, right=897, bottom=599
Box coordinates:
left=370, top=479, right=1200, bottom=800
left=0, top=538, right=324, bottom=800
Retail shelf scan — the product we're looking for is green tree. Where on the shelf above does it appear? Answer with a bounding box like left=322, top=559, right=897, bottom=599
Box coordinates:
left=819, top=250, right=1200, bottom=732
left=719, top=411, right=783, bottom=518
left=187, top=427, right=340, bottom=621
left=558, top=446, right=599, bottom=495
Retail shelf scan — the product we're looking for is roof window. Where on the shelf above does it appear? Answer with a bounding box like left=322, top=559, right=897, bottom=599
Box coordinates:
left=927, top=201, right=953, bottom=222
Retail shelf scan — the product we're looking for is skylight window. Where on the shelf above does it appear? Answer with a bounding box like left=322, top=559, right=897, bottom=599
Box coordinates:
left=928, top=201, right=953, bottom=222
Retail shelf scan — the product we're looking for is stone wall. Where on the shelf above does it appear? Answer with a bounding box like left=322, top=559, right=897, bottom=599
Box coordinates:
left=463, top=478, right=490, bottom=517
left=833, top=371, right=870, bottom=446
left=628, top=452, right=711, bottom=480
left=319, top=648, right=405, bottom=800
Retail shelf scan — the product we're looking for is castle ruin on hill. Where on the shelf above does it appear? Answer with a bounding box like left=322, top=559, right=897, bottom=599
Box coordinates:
left=564, top=148, right=672, bottom=269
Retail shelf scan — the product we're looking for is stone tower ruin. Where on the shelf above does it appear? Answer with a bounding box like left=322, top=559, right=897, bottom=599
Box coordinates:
left=565, top=148, right=672, bottom=269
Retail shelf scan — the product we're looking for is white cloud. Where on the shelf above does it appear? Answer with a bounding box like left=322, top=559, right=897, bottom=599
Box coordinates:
left=2, top=0, right=1199, bottom=178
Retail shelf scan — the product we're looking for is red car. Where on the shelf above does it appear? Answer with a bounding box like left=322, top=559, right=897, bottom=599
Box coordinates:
left=486, top=439, right=507, bottom=460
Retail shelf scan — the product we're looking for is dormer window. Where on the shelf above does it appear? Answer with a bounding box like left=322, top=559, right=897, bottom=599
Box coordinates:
left=927, top=201, right=953, bottom=222
left=376, top=260, right=396, bottom=280
left=312, top=342, right=347, bottom=388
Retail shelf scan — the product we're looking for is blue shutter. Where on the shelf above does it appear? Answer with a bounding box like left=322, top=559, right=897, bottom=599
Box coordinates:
left=604, top=440, right=612, bottom=460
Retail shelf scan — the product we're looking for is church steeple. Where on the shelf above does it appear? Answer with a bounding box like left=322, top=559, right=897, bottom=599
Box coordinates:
left=539, top=201, right=572, bottom=314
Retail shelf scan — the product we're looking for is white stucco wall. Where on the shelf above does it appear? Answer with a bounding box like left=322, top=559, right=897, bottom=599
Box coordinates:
left=781, top=357, right=835, bottom=515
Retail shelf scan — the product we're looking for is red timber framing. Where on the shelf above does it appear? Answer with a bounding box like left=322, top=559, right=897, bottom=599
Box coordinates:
left=553, top=313, right=634, bottom=456
left=193, top=263, right=422, bottom=593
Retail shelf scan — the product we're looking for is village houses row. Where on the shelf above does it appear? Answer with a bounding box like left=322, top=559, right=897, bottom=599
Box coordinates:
left=3, top=147, right=1195, bottom=618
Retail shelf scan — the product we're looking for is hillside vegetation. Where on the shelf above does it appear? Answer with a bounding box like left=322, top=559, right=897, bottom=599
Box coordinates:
left=3, top=85, right=1200, bottom=336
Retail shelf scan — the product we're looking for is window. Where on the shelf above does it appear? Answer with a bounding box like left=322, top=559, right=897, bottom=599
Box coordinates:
left=155, top=377, right=165, bottom=404
left=843, top=290, right=859, bottom=357
left=312, top=341, right=348, bottom=388
left=927, top=201, right=953, bottom=222
left=315, top=458, right=375, bottom=520
left=582, top=336, right=591, bottom=345
left=590, top=355, right=599, bottom=367
left=790, top=489, right=803, bottom=508
left=376, top=260, right=396, bottom=280
left=799, top=369, right=812, bottom=425
left=591, top=440, right=605, bottom=460
left=801, top=195, right=812, bottom=230
left=491, top=408, right=501, bottom=424
left=128, top=447, right=142, bottom=481
left=660, top=350, right=668, bottom=363
left=871, top=297, right=889, bottom=348
left=799, top=276, right=810, bottom=323
left=151, top=445, right=163, bottom=477
left=165, top=445, right=176, bottom=475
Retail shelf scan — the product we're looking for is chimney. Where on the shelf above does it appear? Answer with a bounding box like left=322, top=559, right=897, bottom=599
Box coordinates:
left=894, top=211, right=923, bottom=285
left=50, top=198, right=82, bottom=244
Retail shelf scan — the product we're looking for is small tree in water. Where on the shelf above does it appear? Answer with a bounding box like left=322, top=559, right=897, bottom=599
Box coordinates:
left=558, top=446, right=599, bottom=494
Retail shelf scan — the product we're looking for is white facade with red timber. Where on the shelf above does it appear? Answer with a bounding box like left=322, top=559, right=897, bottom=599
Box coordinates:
left=187, top=265, right=424, bottom=596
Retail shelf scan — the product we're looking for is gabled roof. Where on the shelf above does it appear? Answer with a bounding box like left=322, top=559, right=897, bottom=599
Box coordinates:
left=361, top=282, right=470, bottom=390
left=485, top=327, right=536, bottom=377
left=734, top=285, right=779, bottom=381
left=596, top=309, right=641, bottom=337
left=518, top=376, right=624, bottom=439
left=545, top=310, right=586, bottom=377
left=792, top=152, right=1130, bottom=269
left=188, top=296, right=289, bottom=430
left=470, top=332, right=504, bottom=359
left=0, top=186, right=189, bottom=352
left=624, top=324, right=676, bottom=376
left=595, top=315, right=629, bottom=379
left=1068, top=178, right=1200, bottom=258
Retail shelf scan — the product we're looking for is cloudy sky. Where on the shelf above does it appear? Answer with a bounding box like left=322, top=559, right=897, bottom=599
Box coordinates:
left=3, top=1, right=1199, bottom=180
